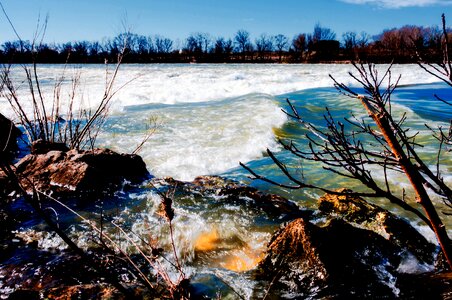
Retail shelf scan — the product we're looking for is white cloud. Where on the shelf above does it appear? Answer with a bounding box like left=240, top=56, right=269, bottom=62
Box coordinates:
left=340, top=0, right=452, bottom=8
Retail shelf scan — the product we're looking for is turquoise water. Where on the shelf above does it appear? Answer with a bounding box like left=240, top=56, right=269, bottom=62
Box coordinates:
left=226, top=83, right=452, bottom=231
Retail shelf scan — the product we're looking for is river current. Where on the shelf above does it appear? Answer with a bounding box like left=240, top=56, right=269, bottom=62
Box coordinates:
left=1, top=64, right=451, bottom=298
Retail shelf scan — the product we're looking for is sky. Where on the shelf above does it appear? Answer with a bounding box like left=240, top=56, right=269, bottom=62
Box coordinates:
left=0, top=0, right=451, bottom=46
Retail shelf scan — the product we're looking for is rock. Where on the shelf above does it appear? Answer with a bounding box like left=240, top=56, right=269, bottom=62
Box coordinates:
left=8, top=289, right=40, bottom=300
left=0, top=113, right=20, bottom=160
left=14, top=148, right=150, bottom=197
left=193, top=176, right=300, bottom=215
left=157, top=175, right=311, bottom=219
left=192, top=176, right=307, bottom=218
left=256, top=218, right=401, bottom=298
left=318, top=188, right=436, bottom=265
left=0, top=170, right=12, bottom=197
left=31, top=139, right=69, bottom=154
left=396, top=271, right=452, bottom=299
left=0, top=251, right=128, bottom=300
left=43, top=284, right=122, bottom=300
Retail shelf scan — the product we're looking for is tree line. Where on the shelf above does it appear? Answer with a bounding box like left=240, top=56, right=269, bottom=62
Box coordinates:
left=0, top=23, right=449, bottom=64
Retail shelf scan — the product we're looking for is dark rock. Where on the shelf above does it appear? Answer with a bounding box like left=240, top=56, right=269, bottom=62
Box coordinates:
left=193, top=175, right=307, bottom=218
left=43, top=284, right=122, bottom=300
left=8, top=289, right=40, bottom=300
left=0, top=170, right=12, bottom=197
left=397, top=271, right=452, bottom=299
left=0, top=113, right=20, bottom=160
left=31, top=139, right=69, bottom=154
left=14, top=148, right=150, bottom=197
left=318, top=188, right=436, bottom=265
left=257, top=218, right=401, bottom=298
left=157, top=175, right=311, bottom=219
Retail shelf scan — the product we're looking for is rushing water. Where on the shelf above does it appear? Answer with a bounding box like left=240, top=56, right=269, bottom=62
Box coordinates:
left=1, top=64, right=451, bottom=298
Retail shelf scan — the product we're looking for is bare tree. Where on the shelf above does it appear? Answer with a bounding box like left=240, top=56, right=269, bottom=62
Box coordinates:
left=155, top=35, right=173, bottom=54
left=255, top=34, right=273, bottom=60
left=357, top=31, right=371, bottom=48
left=274, top=34, right=289, bottom=63
left=342, top=31, right=357, bottom=51
left=213, top=37, right=233, bottom=57
left=312, top=23, right=336, bottom=43
left=234, top=29, right=252, bottom=59
left=291, top=33, right=307, bottom=61
left=186, top=32, right=211, bottom=54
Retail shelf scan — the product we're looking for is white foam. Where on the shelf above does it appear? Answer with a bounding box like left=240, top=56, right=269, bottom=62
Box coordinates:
left=397, top=252, right=435, bottom=274
left=0, top=64, right=443, bottom=180
left=0, top=64, right=440, bottom=118
left=98, top=93, right=287, bottom=180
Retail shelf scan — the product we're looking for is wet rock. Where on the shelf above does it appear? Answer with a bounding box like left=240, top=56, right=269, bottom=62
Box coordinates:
left=192, top=176, right=308, bottom=218
left=158, top=175, right=311, bottom=219
left=31, top=139, right=69, bottom=154
left=318, top=188, right=436, bottom=265
left=0, top=113, right=20, bottom=160
left=43, top=284, right=122, bottom=300
left=0, top=170, right=12, bottom=197
left=8, top=289, right=40, bottom=300
left=397, top=271, right=452, bottom=299
left=14, top=148, right=150, bottom=197
left=257, top=218, right=401, bottom=298
left=1, top=251, right=127, bottom=300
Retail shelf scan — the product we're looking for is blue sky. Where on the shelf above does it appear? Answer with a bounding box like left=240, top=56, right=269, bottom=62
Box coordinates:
left=0, top=0, right=451, bottom=46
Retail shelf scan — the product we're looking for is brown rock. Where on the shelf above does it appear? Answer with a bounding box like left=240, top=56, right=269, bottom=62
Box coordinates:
left=14, top=148, right=150, bottom=196
left=318, top=188, right=436, bottom=265
left=257, top=218, right=400, bottom=298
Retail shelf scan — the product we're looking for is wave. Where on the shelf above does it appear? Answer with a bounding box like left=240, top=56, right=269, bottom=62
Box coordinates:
left=97, top=93, right=287, bottom=181
left=0, top=64, right=441, bottom=118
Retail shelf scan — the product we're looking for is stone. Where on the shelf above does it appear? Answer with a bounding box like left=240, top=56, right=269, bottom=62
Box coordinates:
left=318, top=188, right=436, bottom=265
left=14, top=148, right=150, bottom=197
left=157, top=175, right=311, bottom=219
left=0, top=113, right=20, bottom=160
left=256, top=218, right=401, bottom=298
left=193, top=176, right=307, bottom=218
left=31, top=139, right=69, bottom=154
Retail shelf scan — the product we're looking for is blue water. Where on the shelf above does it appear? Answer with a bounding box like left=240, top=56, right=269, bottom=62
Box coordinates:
left=225, top=82, right=452, bottom=224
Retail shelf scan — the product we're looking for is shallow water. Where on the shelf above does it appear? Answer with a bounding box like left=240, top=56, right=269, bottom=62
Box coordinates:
left=1, top=64, right=451, bottom=298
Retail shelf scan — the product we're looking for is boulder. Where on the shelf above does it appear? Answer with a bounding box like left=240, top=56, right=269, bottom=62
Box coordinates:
left=194, top=176, right=303, bottom=217
left=156, top=175, right=310, bottom=219
left=318, top=188, right=436, bottom=265
left=256, top=218, right=401, bottom=298
left=256, top=190, right=441, bottom=298
left=0, top=113, right=20, bottom=160
left=14, top=148, right=150, bottom=197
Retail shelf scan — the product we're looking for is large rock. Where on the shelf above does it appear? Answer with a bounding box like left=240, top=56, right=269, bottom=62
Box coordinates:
left=318, top=188, right=436, bottom=265
left=256, top=189, right=441, bottom=298
left=256, top=218, right=401, bottom=298
left=0, top=113, right=20, bottom=160
left=14, top=148, right=150, bottom=197
left=156, top=175, right=310, bottom=219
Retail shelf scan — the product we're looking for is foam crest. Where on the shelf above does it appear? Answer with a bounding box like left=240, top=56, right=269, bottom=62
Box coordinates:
left=0, top=64, right=440, bottom=119
left=98, top=93, right=286, bottom=180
